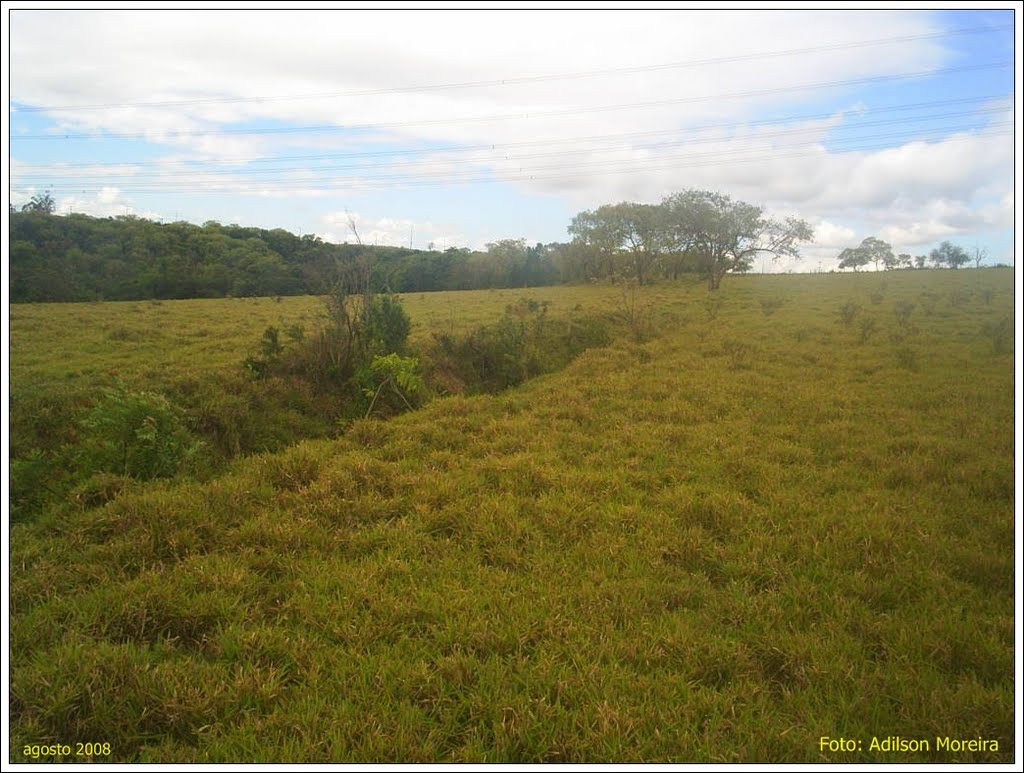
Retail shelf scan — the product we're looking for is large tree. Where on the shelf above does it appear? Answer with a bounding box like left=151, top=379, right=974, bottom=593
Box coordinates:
left=837, top=247, right=869, bottom=272
left=661, top=189, right=812, bottom=290
left=836, top=236, right=895, bottom=272
left=568, top=202, right=665, bottom=285
left=567, top=208, right=621, bottom=280
left=859, top=237, right=894, bottom=271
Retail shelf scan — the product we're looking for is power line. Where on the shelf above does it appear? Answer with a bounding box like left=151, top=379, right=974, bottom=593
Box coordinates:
left=13, top=93, right=1008, bottom=171
left=12, top=23, right=1011, bottom=114
left=24, top=124, right=1011, bottom=195
left=12, top=61, right=1011, bottom=141
left=14, top=106, right=1008, bottom=184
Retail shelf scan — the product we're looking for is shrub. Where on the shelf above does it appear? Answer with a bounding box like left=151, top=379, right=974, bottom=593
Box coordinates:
left=361, top=354, right=427, bottom=419
left=365, top=294, right=412, bottom=356
left=722, top=339, right=755, bottom=370
left=981, top=316, right=1012, bottom=355
left=893, top=301, right=916, bottom=325
left=247, top=283, right=412, bottom=390
left=857, top=317, right=878, bottom=344
left=426, top=304, right=610, bottom=395
left=894, top=347, right=919, bottom=371
left=837, top=301, right=861, bottom=327
left=9, top=450, right=62, bottom=523
left=77, top=382, right=203, bottom=481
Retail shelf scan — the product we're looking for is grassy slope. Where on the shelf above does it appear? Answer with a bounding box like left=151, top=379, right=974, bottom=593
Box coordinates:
left=9, top=270, right=1015, bottom=762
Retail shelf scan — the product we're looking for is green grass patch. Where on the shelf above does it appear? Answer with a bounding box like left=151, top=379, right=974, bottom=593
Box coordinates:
left=9, top=269, right=1015, bottom=762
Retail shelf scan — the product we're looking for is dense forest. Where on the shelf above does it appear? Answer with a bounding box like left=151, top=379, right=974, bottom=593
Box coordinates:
left=8, top=188, right=810, bottom=302
left=18, top=188, right=985, bottom=303
left=8, top=210, right=571, bottom=302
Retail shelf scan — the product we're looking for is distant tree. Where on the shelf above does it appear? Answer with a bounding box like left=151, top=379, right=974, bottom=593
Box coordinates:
left=660, top=189, right=812, bottom=290
left=484, top=238, right=529, bottom=288
left=21, top=191, right=56, bottom=215
left=858, top=237, right=894, bottom=271
left=838, top=247, right=869, bottom=272
left=930, top=241, right=970, bottom=269
left=896, top=253, right=913, bottom=269
left=568, top=202, right=665, bottom=285
left=972, top=245, right=989, bottom=269
left=914, top=254, right=928, bottom=269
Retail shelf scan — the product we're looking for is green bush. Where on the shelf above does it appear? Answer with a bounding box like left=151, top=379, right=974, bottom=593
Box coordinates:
left=77, top=382, right=203, bottom=481
left=9, top=449, right=63, bottom=523
left=360, top=353, right=427, bottom=419
left=981, top=316, right=1012, bottom=355
left=426, top=304, right=611, bottom=395
left=365, top=294, right=412, bottom=356
left=246, top=288, right=412, bottom=390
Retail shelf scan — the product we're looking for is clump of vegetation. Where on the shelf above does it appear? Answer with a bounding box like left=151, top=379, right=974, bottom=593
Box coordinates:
left=837, top=301, right=861, bottom=327
left=76, top=381, right=203, bottom=481
left=243, top=261, right=415, bottom=422
left=722, top=339, right=755, bottom=369
left=894, top=347, right=919, bottom=371
left=703, top=297, right=723, bottom=321
left=893, top=300, right=916, bottom=325
left=427, top=299, right=610, bottom=394
left=981, top=316, right=1012, bottom=355
left=614, top=277, right=653, bottom=341
left=759, top=297, right=785, bottom=316
left=361, top=353, right=427, bottom=419
left=857, top=316, right=878, bottom=344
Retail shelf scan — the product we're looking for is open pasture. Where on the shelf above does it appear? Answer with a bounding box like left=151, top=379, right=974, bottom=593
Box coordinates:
left=8, top=269, right=1016, bottom=762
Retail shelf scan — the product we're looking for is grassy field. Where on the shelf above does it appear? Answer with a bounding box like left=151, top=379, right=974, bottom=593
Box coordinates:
left=9, top=284, right=637, bottom=462
left=8, top=269, right=1016, bottom=762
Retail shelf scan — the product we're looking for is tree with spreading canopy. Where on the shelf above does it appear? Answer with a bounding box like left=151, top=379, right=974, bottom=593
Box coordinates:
left=660, top=190, right=812, bottom=290
left=836, top=236, right=893, bottom=272
left=567, top=202, right=665, bottom=285
left=838, top=247, right=870, bottom=272
left=860, top=237, right=894, bottom=272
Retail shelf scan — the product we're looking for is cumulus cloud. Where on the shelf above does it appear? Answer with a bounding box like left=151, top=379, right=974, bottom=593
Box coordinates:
left=10, top=184, right=160, bottom=220
left=8, top=9, right=1014, bottom=258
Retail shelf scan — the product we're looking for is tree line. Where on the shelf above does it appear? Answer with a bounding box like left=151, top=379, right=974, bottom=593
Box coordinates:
left=10, top=187, right=818, bottom=301
left=8, top=210, right=566, bottom=302
left=836, top=236, right=991, bottom=271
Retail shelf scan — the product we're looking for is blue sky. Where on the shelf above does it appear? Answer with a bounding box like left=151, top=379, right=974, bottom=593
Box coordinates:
left=6, top=6, right=1018, bottom=268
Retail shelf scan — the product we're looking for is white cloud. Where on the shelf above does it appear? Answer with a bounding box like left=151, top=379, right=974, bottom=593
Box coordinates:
left=8, top=9, right=1013, bottom=258
left=318, top=210, right=467, bottom=250
left=51, top=186, right=159, bottom=219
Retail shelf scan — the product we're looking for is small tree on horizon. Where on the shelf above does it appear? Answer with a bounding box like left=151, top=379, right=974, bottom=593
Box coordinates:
left=21, top=191, right=56, bottom=215
left=972, top=245, right=989, bottom=269
left=930, top=241, right=970, bottom=269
